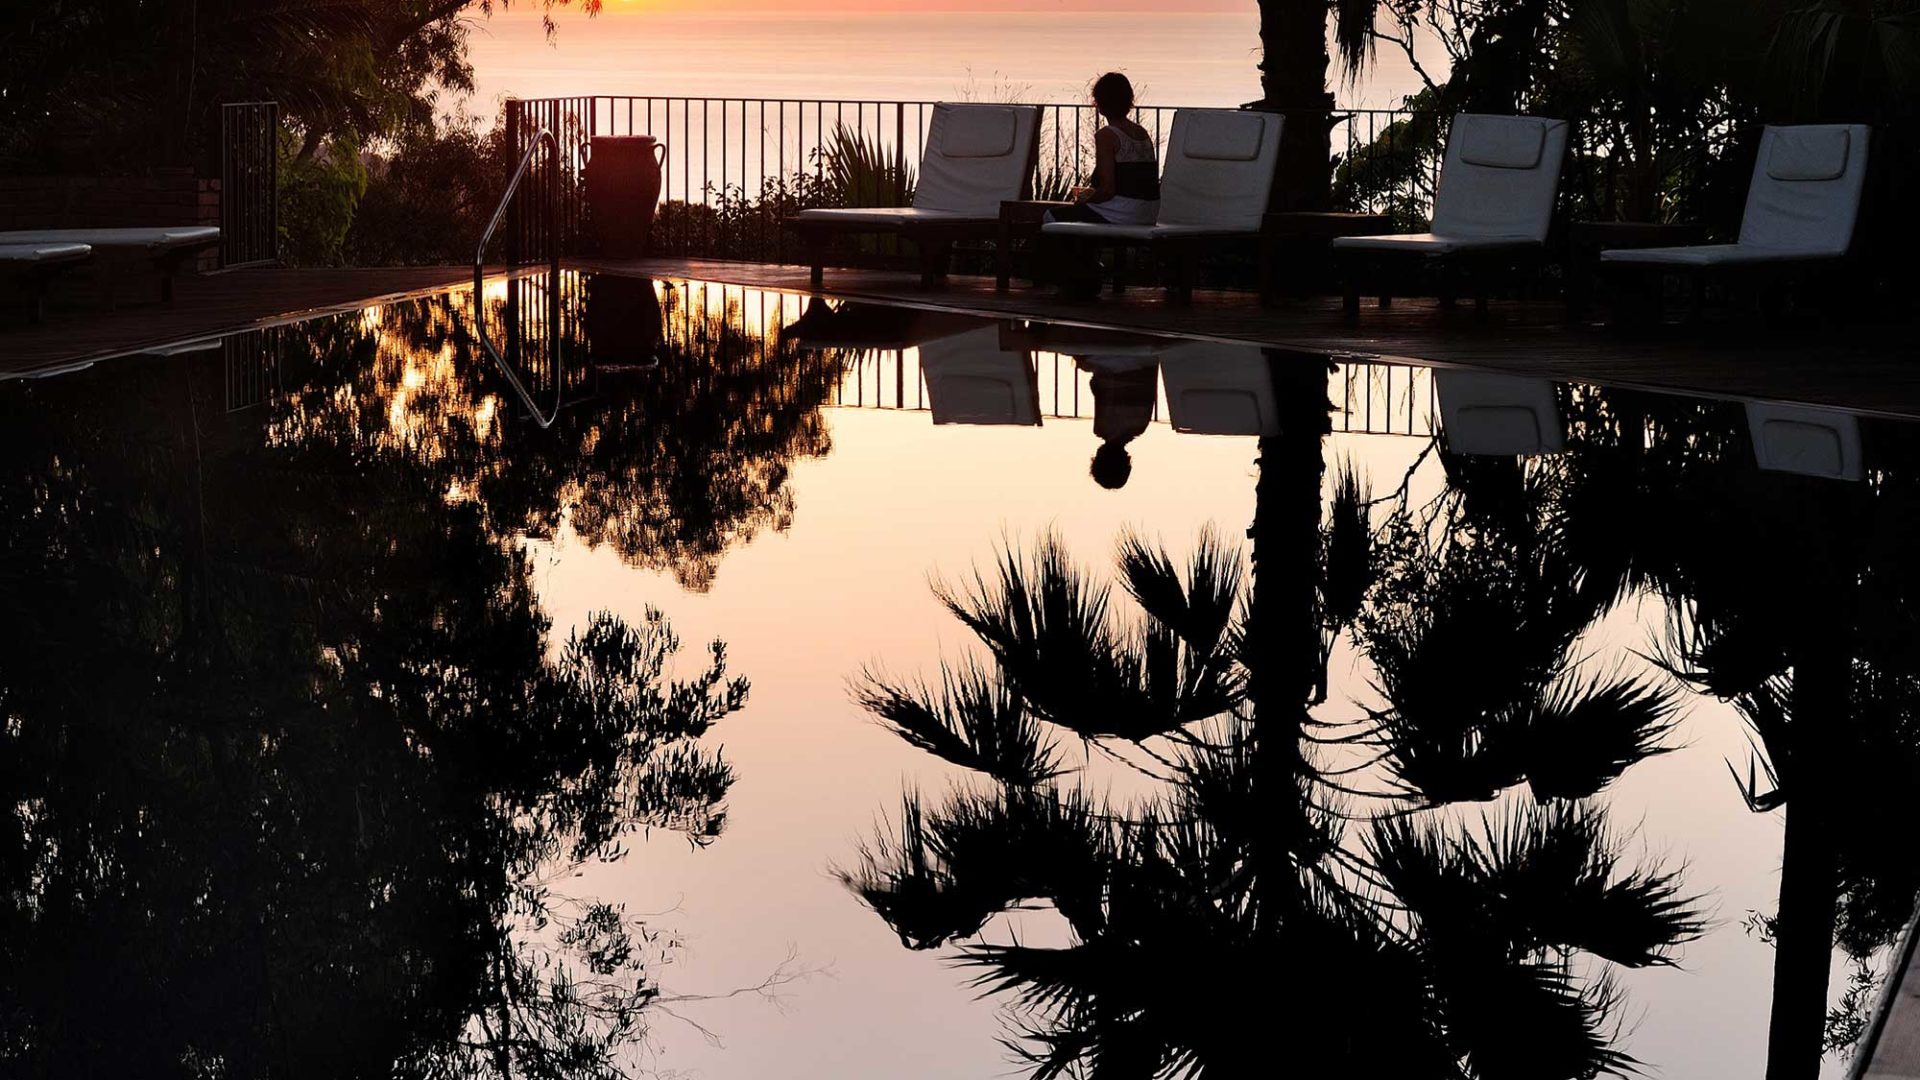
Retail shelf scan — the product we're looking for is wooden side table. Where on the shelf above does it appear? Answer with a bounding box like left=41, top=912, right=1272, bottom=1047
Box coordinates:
left=1568, top=220, right=1713, bottom=318
left=997, top=200, right=1075, bottom=291
left=1260, top=211, right=1392, bottom=302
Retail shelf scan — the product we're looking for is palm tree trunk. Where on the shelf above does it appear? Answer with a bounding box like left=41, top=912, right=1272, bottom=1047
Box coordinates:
left=1246, top=353, right=1334, bottom=918
left=1254, top=1, right=1334, bottom=211
left=1764, top=652, right=1849, bottom=1080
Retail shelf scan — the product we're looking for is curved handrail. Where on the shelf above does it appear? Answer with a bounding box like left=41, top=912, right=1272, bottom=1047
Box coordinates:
left=474, top=125, right=565, bottom=429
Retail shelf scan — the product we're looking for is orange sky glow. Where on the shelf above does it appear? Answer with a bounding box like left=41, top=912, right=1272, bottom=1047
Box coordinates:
left=579, top=0, right=1249, bottom=12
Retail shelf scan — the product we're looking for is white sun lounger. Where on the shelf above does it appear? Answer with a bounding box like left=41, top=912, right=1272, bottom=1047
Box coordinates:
left=1600, top=125, right=1869, bottom=307
left=0, top=226, right=222, bottom=303
left=1333, top=113, right=1570, bottom=317
left=1158, top=341, right=1281, bottom=436
left=788, top=103, right=1043, bottom=287
left=1435, top=371, right=1566, bottom=456
left=917, top=326, right=1042, bottom=426
left=1, top=242, right=93, bottom=321
left=1040, top=108, right=1284, bottom=302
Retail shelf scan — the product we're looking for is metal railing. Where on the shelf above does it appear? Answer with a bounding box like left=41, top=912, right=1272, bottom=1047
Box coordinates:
left=220, top=101, right=279, bottom=268
left=475, top=125, right=566, bottom=428
left=506, top=95, right=1447, bottom=263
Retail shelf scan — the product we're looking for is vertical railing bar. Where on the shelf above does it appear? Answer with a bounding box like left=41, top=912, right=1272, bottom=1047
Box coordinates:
left=778, top=100, right=787, bottom=263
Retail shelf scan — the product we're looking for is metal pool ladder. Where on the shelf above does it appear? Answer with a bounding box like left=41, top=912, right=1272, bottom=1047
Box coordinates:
left=473, top=124, right=564, bottom=429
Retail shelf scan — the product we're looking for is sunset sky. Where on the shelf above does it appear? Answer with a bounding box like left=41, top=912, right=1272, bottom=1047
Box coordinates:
left=580, top=0, right=1250, bottom=12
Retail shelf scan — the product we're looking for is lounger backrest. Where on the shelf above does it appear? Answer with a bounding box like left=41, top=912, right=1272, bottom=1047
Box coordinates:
left=1737, top=124, right=1870, bottom=256
left=1157, top=110, right=1285, bottom=230
left=1431, top=114, right=1570, bottom=242
left=1436, top=371, right=1565, bottom=456
left=914, top=104, right=1043, bottom=216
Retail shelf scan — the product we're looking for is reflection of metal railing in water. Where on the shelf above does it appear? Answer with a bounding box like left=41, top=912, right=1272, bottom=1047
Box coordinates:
left=223, top=328, right=282, bottom=412
left=635, top=279, right=1438, bottom=435
left=475, top=126, right=566, bottom=428
left=1335, top=361, right=1438, bottom=438
left=832, top=344, right=1437, bottom=436
left=478, top=271, right=599, bottom=427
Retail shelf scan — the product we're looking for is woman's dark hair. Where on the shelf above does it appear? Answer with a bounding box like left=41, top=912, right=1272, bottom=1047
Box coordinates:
left=1091, top=72, right=1135, bottom=122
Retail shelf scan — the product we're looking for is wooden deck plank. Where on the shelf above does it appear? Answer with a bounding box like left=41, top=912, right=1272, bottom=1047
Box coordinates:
left=0, top=266, right=476, bottom=377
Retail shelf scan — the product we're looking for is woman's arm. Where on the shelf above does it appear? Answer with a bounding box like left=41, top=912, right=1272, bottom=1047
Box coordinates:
left=1082, top=128, right=1119, bottom=203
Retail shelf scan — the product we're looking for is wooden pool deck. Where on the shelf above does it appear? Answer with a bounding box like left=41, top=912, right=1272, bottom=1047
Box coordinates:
left=0, top=265, right=475, bottom=378
left=5, top=258, right=1920, bottom=420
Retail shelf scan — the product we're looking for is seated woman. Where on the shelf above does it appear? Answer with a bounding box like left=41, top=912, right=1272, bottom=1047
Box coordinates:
left=1050, top=72, right=1160, bottom=226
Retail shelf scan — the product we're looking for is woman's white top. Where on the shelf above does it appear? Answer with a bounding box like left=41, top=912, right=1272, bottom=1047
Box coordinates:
left=1089, top=127, right=1160, bottom=226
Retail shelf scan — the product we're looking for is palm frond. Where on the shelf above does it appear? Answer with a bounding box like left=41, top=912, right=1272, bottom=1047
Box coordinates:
left=1521, top=671, right=1681, bottom=801
left=1469, top=801, right=1706, bottom=968
left=853, top=658, right=1065, bottom=787
left=1321, top=458, right=1374, bottom=632
left=937, top=534, right=1241, bottom=741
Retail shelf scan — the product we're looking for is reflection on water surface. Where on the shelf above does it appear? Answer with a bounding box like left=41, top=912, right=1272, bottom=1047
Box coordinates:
left=2, top=272, right=1916, bottom=1079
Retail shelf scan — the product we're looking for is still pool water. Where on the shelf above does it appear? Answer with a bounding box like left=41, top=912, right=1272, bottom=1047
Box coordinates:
left=2, top=272, right=1914, bottom=1079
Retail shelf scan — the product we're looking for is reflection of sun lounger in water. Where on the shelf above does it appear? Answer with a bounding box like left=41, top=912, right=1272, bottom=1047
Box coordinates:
left=1159, top=342, right=1280, bottom=436
left=1435, top=371, right=1565, bottom=456
left=782, top=299, right=984, bottom=353
left=1745, top=401, right=1863, bottom=482
left=918, top=327, right=1041, bottom=427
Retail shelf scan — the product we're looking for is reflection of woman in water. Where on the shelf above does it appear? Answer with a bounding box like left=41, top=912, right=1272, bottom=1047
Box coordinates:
left=1078, top=354, right=1159, bottom=489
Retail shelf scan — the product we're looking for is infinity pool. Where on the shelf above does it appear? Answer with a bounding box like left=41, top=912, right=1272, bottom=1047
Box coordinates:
left=3, top=271, right=1913, bottom=1079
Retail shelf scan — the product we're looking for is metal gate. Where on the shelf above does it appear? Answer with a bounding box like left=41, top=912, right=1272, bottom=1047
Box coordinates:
left=221, top=101, right=280, bottom=268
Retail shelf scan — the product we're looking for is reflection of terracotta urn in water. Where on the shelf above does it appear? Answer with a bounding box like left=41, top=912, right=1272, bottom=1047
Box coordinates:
left=583, top=135, right=666, bottom=257
left=585, top=275, right=666, bottom=370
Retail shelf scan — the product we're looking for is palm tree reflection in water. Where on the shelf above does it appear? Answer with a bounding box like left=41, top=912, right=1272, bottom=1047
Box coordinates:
left=843, top=354, right=1710, bottom=1079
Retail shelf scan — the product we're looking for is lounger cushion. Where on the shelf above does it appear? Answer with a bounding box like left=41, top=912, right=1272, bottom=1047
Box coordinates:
left=1040, top=221, right=1259, bottom=241
left=1766, top=127, right=1851, bottom=182
left=1599, top=242, right=1837, bottom=267
left=940, top=107, right=1019, bottom=158
left=1429, top=114, right=1570, bottom=244
left=1455, top=114, right=1548, bottom=170
left=914, top=103, right=1042, bottom=216
left=1157, top=110, right=1284, bottom=231
left=1182, top=111, right=1266, bottom=161
left=0, top=227, right=219, bottom=250
left=790, top=207, right=994, bottom=227
left=0, top=242, right=91, bottom=264
left=1332, top=232, right=1544, bottom=255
